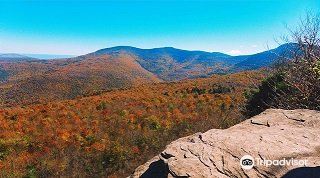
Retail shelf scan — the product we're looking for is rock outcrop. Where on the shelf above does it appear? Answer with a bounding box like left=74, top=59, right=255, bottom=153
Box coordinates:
left=130, top=109, right=320, bottom=178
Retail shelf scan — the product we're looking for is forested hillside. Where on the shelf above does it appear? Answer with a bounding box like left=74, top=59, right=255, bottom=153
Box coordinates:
left=0, top=54, right=160, bottom=107
left=0, top=44, right=293, bottom=107
left=0, top=71, right=265, bottom=177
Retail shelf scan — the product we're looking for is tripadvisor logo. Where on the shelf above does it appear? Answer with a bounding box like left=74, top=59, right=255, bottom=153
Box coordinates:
left=240, top=155, right=254, bottom=170
left=240, top=155, right=308, bottom=170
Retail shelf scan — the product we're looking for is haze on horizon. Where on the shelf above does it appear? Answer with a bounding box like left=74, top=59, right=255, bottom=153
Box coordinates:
left=0, top=0, right=319, bottom=56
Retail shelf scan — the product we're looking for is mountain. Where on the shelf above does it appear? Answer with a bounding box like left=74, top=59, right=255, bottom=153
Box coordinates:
left=0, top=54, right=37, bottom=81
left=22, top=53, right=76, bottom=59
left=89, top=43, right=297, bottom=81
left=0, top=53, right=75, bottom=60
left=0, top=53, right=160, bottom=107
left=0, top=53, right=36, bottom=61
left=231, top=43, right=299, bottom=70
left=90, top=46, right=235, bottom=81
left=0, top=43, right=296, bottom=107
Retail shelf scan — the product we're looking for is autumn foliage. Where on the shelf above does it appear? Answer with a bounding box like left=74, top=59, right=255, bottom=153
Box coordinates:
left=0, top=54, right=160, bottom=108
left=0, top=71, right=265, bottom=177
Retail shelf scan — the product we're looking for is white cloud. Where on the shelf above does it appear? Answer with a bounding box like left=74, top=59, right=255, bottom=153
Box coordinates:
left=228, top=49, right=242, bottom=55
left=251, top=45, right=258, bottom=48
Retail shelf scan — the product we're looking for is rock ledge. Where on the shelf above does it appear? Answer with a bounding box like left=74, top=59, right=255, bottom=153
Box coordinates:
left=130, top=109, right=320, bottom=178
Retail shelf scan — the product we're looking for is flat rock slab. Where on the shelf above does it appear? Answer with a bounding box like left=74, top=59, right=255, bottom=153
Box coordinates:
left=130, top=109, right=320, bottom=178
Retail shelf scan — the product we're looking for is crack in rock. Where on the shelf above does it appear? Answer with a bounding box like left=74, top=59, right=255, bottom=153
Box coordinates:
left=129, top=109, right=320, bottom=178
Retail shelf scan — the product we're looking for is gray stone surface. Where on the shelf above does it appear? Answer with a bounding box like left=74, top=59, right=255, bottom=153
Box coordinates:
left=130, top=109, right=320, bottom=178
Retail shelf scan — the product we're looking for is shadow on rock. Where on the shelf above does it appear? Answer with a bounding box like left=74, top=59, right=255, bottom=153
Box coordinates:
left=282, top=167, right=320, bottom=178
left=141, top=159, right=169, bottom=178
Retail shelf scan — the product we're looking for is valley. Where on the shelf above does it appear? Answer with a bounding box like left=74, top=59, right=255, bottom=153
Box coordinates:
left=1, top=1, right=319, bottom=177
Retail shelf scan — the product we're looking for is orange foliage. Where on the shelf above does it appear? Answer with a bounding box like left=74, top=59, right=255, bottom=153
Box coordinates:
left=0, top=70, right=265, bottom=177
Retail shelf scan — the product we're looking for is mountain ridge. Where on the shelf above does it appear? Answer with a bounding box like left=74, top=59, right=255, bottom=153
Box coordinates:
left=0, top=53, right=75, bottom=60
left=0, top=53, right=36, bottom=61
left=93, top=46, right=231, bottom=57
left=86, top=43, right=297, bottom=81
left=0, top=53, right=161, bottom=107
left=0, top=43, right=297, bottom=106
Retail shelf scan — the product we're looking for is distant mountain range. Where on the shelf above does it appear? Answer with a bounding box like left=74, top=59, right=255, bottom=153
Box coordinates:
left=0, top=43, right=298, bottom=81
left=0, top=53, right=35, bottom=61
left=0, top=53, right=75, bottom=60
left=0, top=43, right=298, bottom=106
left=87, top=43, right=297, bottom=80
left=22, top=53, right=76, bottom=59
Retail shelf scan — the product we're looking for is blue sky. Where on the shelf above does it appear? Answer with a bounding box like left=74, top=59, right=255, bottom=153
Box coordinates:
left=0, top=0, right=319, bottom=55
